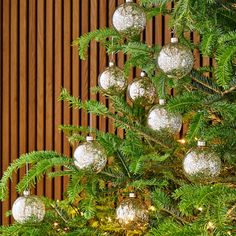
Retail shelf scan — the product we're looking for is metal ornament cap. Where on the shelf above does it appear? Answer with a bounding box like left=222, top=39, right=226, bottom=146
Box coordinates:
left=23, top=190, right=30, bottom=197
left=140, top=71, right=146, bottom=77
left=159, top=98, right=166, bottom=105
left=197, top=140, right=206, bottom=147
left=171, top=37, right=178, bottom=43
left=109, top=61, right=115, bottom=67
left=129, top=192, right=136, bottom=198
left=86, top=136, right=94, bottom=142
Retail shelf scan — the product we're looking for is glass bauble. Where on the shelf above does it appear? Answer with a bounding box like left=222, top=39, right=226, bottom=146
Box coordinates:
left=12, top=190, right=45, bottom=223
left=98, top=62, right=127, bottom=95
left=183, top=141, right=221, bottom=182
left=147, top=99, right=182, bottom=133
left=112, top=0, right=146, bottom=38
left=73, top=136, right=107, bottom=173
left=128, top=72, right=156, bottom=106
left=157, top=38, right=194, bottom=78
left=116, top=193, right=149, bottom=230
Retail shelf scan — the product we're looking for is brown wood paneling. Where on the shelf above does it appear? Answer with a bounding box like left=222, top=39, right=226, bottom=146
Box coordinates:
left=2, top=0, right=11, bottom=225
left=54, top=0, right=63, bottom=200
left=10, top=0, right=19, bottom=223
left=0, top=0, right=204, bottom=223
left=36, top=0, right=45, bottom=197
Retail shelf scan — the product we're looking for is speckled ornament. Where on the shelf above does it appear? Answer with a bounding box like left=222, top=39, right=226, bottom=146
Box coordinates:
left=73, top=136, right=107, bottom=173
left=98, top=62, right=127, bottom=95
left=12, top=190, right=45, bottom=223
left=183, top=141, right=221, bottom=182
left=157, top=37, right=194, bottom=78
left=116, top=193, right=149, bottom=230
left=128, top=72, right=156, bottom=106
left=147, top=99, right=182, bottom=133
left=112, top=0, right=146, bottom=38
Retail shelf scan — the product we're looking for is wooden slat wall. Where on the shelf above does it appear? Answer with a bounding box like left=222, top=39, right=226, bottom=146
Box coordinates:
left=0, top=0, right=202, bottom=225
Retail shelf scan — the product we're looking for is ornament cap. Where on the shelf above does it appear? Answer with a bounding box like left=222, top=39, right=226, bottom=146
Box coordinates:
left=171, top=37, right=178, bottom=43
left=23, top=190, right=30, bottom=196
left=197, top=140, right=206, bottom=147
left=159, top=98, right=166, bottom=105
left=86, top=136, right=94, bottom=142
left=129, top=192, right=136, bottom=198
left=140, top=71, right=146, bottom=77
left=109, top=61, right=115, bottom=67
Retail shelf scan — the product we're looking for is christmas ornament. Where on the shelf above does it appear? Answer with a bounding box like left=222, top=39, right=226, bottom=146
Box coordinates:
left=116, top=193, right=149, bottom=230
left=73, top=136, right=107, bottom=173
left=127, top=71, right=156, bottom=106
left=147, top=99, right=182, bottom=133
left=112, top=0, right=146, bottom=38
left=157, top=37, right=194, bottom=78
left=12, top=190, right=45, bottom=223
left=183, top=141, right=221, bottom=182
left=98, top=62, right=127, bottom=95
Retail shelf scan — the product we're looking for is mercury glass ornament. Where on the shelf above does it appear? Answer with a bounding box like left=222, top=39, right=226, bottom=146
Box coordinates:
left=147, top=99, right=182, bottom=133
left=116, top=193, right=149, bottom=230
left=112, top=0, right=146, bottom=38
left=73, top=136, right=107, bottom=173
left=183, top=141, right=221, bottom=182
left=98, top=62, right=127, bottom=95
left=128, top=71, right=156, bottom=106
left=157, top=37, right=194, bottom=78
left=12, top=190, right=45, bottom=223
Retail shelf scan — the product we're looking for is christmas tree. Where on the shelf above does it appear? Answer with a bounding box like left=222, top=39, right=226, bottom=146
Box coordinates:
left=1, top=0, right=236, bottom=235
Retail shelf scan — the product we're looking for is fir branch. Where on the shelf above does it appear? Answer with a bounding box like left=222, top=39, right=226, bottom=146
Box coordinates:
left=59, top=89, right=173, bottom=149
left=116, top=151, right=132, bottom=179
left=215, top=45, right=236, bottom=88
left=0, top=151, right=67, bottom=200
left=72, top=28, right=121, bottom=60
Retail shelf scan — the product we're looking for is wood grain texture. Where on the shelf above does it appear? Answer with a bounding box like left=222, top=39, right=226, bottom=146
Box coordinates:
left=0, top=0, right=204, bottom=223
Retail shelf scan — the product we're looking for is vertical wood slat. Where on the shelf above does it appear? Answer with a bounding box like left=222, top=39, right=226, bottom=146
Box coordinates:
left=90, top=0, right=98, bottom=133
left=2, top=0, right=10, bottom=225
left=36, top=0, right=45, bottom=196
left=54, top=0, right=63, bottom=200
left=10, top=0, right=19, bottom=223
left=0, top=0, right=204, bottom=223
left=0, top=0, right=3, bottom=224
left=45, top=0, right=54, bottom=199
left=62, top=0, right=72, bottom=191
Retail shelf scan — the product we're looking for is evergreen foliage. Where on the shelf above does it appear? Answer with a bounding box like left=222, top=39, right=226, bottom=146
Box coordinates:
left=1, top=0, right=236, bottom=235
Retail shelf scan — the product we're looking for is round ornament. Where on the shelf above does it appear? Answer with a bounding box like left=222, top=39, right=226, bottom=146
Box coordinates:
left=157, top=37, right=194, bottom=78
left=112, top=0, right=146, bottom=38
left=12, top=190, right=45, bottom=223
left=183, top=141, right=221, bottom=182
left=147, top=99, right=182, bottom=133
left=98, top=62, right=127, bottom=95
left=128, top=72, right=156, bottom=106
left=73, top=136, right=107, bottom=173
left=116, top=193, right=149, bottom=230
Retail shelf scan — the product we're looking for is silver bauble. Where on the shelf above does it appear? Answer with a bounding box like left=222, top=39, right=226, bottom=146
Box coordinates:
left=183, top=141, right=221, bottom=182
left=98, top=62, right=127, bottom=95
left=116, top=193, right=149, bottom=230
left=157, top=38, right=194, bottom=78
left=73, top=136, right=107, bottom=173
left=12, top=190, right=45, bottom=223
left=112, top=0, right=146, bottom=38
left=128, top=72, right=156, bottom=106
left=147, top=99, right=182, bottom=133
